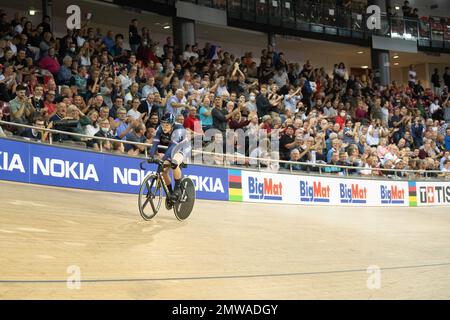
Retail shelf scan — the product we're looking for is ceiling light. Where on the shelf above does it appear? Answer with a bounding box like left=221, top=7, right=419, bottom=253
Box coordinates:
left=394, top=62, right=399, bottom=66
left=357, top=51, right=364, bottom=54
left=361, top=65, right=369, bottom=69
left=393, top=55, right=399, bottom=59
left=163, top=25, right=171, bottom=29
left=395, top=6, right=400, bottom=10
left=29, top=7, right=36, bottom=15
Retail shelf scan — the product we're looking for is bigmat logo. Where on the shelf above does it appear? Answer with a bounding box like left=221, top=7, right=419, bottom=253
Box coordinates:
left=300, top=180, right=331, bottom=203
left=380, top=185, right=405, bottom=204
left=340, top=183, right=367, bottom=204
left=419, top=186, right=450, bottom=204
left=248, top=177, right=283, bottom=200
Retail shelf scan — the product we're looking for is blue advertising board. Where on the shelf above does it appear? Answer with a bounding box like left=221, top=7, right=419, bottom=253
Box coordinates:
left=0, top=138, right=229, bottom=201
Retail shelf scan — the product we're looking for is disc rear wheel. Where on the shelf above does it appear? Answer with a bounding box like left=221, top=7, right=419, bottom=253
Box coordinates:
left=173, top=177, right=196, bottom=221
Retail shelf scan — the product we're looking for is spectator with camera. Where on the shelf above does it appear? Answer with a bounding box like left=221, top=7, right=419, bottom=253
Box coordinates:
left=9, top=84, right=34, bottom=132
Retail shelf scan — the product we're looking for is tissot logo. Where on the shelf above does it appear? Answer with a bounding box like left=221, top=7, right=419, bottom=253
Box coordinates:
left=419, top=186, right=450, bottom=204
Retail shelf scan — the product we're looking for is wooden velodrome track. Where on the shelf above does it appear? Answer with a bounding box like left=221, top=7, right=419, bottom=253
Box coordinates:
left=1, top=180, right=450, bottom=299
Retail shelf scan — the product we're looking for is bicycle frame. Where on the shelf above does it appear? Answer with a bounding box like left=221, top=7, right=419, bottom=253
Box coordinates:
left=140, top=159, right=173, bottom=199
left=139, top=159, right=195, bottom=221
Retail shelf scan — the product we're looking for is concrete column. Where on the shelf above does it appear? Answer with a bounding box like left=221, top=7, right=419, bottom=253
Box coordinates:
left=41, top=0, right=52, bottom=19
left=173, top=17, right=196, bottom=52
left=371, top=48, right=391, bottom=86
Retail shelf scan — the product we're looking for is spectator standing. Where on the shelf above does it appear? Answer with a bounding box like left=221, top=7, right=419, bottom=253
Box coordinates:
left=444, top=67, right=450, bottom=88
left=129, top=19, right=141, bottom=54
left=408, top=64, right=416, bottom=88
left=199, top=96, right=213, bottom=132
left=431, top=68, right=441, bottom=97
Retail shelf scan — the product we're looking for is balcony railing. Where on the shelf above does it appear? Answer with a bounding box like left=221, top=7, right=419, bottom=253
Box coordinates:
left=177, top=0, right=450, bottom=50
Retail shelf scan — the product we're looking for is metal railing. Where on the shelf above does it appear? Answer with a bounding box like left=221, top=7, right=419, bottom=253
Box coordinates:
left=177, top=0, right=450, bottom=50
left=0, top=120, right=447, bottom=180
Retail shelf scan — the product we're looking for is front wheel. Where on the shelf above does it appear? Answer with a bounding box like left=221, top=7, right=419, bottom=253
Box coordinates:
left=173, top=177, right=196, bottom=221
left=138, top=174, right=163, bottom=220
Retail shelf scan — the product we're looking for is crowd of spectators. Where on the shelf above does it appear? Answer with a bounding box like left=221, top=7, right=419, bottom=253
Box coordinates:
left=0, top=10, right=449, bottom=178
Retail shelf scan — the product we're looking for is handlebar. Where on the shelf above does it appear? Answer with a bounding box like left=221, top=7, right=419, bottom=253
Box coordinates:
left=147, top=158, right=165, bottom=165
left=140, top=158, right=162, bottom=170
left=139, top=158, right=188, bottom=170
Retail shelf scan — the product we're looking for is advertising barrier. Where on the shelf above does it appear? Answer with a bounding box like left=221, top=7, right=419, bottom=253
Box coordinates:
left=411, top=181, right=450, bottom=206
left=241, top=170, right=410, bottom=207
left=0, top=139, right=229, bottom=201
left=1, top=138, right=450, bottom=207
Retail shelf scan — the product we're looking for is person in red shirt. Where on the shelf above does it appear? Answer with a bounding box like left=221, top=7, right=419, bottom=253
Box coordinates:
left=43, top=90, right=57, bottom=119
left=38, top=48, right=61, bottom=76
left=259, top=115, right=273, bottom=134
left=354, top=99, right=368, bottom=122
left=335, top=109, right=347, bottom=129
left=228, top=111, right=250, bottom=130
left=183, top=106, right=202, bottom=135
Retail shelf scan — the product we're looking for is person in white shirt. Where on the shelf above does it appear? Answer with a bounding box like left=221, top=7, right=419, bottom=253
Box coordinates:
left=84, top=110, right=100, bottom=136
left=283, top=86, right=302, bottom=114
left=408, top=64, right=416, bottom=88
left=0, top=108, right=6, bottom=137
left=272, top=68, right=289, bottom=89
left=141, top=77, right=159, bottom=98
left=323, top=100, right=338, bottom=120
left=381, top=100, right=390, bottom=124
left=127, top=97, right=142, bottom=120
left=429, top=99, right=440, bottom=115
left=366, top=120, right=382, bottom=146
left=118, top=67, right=132, bottom=91
left=442, top=159, right=450, bottom=172
left=182, top=44, right=198, bottom=61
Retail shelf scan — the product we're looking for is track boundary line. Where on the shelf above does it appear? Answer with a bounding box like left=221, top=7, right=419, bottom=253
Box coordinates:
left=1, top=262, right=450, bottom=284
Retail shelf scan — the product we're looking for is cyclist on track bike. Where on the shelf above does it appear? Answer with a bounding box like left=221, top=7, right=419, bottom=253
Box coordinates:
left=149, top=112, right=190, bottom=209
